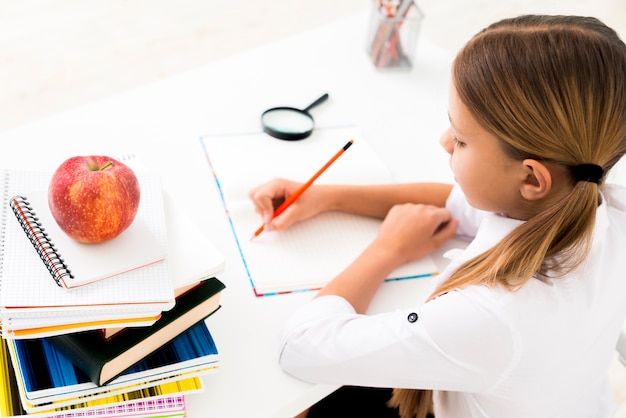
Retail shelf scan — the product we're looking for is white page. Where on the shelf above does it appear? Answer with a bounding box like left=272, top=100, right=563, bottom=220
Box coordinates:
left=162, top=193, right=225, bottom=289
left=202, top=126, right=438, bottom=296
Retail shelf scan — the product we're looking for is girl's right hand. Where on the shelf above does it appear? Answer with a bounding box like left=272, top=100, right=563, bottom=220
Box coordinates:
left=373, top=203, right=458, bottom=266
left=248, top=178, right=327, bottom=232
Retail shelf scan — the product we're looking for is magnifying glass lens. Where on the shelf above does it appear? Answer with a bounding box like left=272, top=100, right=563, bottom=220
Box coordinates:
left=262, top=109, right=314, bottom=135
left=261, top=93, right=328, bottom=140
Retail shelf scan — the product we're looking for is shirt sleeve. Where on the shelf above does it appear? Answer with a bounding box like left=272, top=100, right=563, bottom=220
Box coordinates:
left=278, top=290, right=516, bottom=393
left=446, top=184, right=488, bottom=239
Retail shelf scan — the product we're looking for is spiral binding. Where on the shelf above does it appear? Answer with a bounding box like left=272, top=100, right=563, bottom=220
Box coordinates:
left=0, top=171, right=8, bottom=322
left=8, top=195, right=73, bottom=287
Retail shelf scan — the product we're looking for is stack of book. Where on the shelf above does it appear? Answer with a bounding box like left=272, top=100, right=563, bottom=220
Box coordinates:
left=0, top=158, right=226, bottom=417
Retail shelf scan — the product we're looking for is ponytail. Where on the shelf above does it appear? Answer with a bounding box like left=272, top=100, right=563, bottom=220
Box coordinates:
left=430, top=179, right=599, bottom=299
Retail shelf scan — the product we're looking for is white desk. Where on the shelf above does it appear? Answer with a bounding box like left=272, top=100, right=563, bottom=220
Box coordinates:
left=3, top=9, right=623, bottom=418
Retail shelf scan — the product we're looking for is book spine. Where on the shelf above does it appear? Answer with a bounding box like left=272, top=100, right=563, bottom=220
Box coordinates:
left=8, top=195, right=71, bottom=287
left=45, top=333, right=107, bottom=386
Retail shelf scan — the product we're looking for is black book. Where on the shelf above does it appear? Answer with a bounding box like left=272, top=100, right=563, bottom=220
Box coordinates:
left=48, top=277, right=225, bottom=386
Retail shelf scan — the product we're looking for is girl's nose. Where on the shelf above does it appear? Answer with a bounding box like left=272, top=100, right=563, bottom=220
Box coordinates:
left=440, top=127, right=454, bottom=155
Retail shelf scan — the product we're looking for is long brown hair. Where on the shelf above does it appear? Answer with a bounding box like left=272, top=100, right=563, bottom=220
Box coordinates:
left=391, top=15, right=626, bottom=418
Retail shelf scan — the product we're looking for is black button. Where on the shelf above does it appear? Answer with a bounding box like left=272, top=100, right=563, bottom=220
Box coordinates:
left=407, top=312, right=418, bottom=323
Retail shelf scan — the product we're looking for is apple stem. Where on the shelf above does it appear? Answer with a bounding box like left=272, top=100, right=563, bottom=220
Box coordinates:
left=100, top=161, right=113, bottom=171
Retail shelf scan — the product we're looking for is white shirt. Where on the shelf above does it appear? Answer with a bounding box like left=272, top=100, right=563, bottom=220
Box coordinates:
left=278, top=184, right=626, bottom=418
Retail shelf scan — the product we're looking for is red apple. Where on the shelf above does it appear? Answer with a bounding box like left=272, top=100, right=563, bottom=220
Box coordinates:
left=48, top=156, right=140, bottom=244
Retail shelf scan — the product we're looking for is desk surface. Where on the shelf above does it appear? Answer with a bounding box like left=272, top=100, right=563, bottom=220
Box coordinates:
left=1, top=9, right=625, bottom=418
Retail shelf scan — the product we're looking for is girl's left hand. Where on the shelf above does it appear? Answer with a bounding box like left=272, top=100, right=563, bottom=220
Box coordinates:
left=315, top=203, right=458, bottom=312
left=373, top=203, right=458, bottom=267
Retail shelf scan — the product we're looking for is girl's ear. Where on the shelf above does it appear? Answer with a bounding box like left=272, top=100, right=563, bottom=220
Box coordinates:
left=520, top=159, right=552, bottom=201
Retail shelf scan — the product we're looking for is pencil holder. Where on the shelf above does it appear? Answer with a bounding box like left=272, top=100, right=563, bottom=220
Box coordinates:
left=366, top=0, right=423, bottom=69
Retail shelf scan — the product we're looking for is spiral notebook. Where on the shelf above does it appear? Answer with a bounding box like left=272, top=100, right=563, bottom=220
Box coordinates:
left=0, top=167, right=174, bottom=331
left=9, top=190, right=166, bottom=290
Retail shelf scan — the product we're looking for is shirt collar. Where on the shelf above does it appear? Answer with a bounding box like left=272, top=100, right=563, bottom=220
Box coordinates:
left=437, top=192, right=612, bottom=287
left=435, top=213, right=523, bottom=286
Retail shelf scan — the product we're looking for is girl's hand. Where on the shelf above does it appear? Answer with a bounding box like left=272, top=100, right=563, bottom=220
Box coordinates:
left=315, top=203, right=458, bottom=312
left=373, top=203, right=458, bottom=267
left=248, top=178, right=327, bottom=231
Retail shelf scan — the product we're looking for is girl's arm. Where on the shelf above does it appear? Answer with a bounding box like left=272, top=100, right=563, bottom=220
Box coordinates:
left=249, top=179, right=453, bottom=232
left=321, top=182, right=453, bottom=217
left=316, top=203, right=458, bottom=313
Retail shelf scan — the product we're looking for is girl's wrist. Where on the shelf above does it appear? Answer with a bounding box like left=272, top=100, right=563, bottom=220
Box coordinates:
left=368, top=239, right=407, bottom=270
left=317, top=185, right=343, bottom=213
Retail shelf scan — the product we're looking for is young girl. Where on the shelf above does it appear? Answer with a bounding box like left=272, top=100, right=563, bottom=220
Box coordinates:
left=249, top=15, right=626, bottom=417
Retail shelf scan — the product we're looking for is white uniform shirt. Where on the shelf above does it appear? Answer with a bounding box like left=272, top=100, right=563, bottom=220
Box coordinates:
left=278, top=184, right=626, bottom=417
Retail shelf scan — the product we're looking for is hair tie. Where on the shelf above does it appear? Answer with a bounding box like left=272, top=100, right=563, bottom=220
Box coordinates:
left=571, top=164, right=604, bottom=184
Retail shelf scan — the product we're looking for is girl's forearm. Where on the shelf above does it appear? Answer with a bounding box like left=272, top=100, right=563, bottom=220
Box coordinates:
left=321, top=182, right=453, bottom=219
left=316, top=240, right=398, bottom=313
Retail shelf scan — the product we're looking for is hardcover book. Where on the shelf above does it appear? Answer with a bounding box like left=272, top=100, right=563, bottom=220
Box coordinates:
left=46, top=277, right=225, bottom=386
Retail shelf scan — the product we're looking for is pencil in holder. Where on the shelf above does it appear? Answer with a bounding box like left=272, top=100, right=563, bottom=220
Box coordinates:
left=366, top=0, right=423, bottom=69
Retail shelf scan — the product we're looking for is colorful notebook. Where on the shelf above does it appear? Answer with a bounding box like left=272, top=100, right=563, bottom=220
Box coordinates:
left=201, top=126, right=438, bottom=296
left=0, top=337, right=201, bottom=417
left=46, top=395, right=188, bottom=418
left=5, top=312, right=163, bottom=340
left=8, top=321, right=217, bottom=412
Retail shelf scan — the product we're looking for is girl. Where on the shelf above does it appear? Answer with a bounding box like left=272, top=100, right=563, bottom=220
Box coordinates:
left=249, top=15, right=626, bottom=417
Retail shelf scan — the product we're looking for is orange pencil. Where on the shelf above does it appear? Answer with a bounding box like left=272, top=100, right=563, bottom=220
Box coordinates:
left=251, top=139, right=354, bottom=240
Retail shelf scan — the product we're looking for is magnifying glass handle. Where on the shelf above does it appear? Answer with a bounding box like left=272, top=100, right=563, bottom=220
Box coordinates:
left=302, top=93, right=329, bottom=113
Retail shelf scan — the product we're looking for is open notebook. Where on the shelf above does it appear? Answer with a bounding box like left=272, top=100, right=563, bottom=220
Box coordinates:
left=201, top=126, right=438, bottom=296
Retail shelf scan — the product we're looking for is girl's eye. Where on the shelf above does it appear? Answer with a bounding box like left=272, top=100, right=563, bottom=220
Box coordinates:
left=452, top=136, right=466, bottom=147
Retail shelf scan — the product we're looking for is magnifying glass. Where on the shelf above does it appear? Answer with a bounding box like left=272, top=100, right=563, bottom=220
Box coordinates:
left=261, top=93, right=329, bottom=140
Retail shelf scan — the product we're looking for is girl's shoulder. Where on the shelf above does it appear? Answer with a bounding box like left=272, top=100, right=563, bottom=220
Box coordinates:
left=599, top=184, right=626, bottom=240
left=601, top=184, right=626, bottom=212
